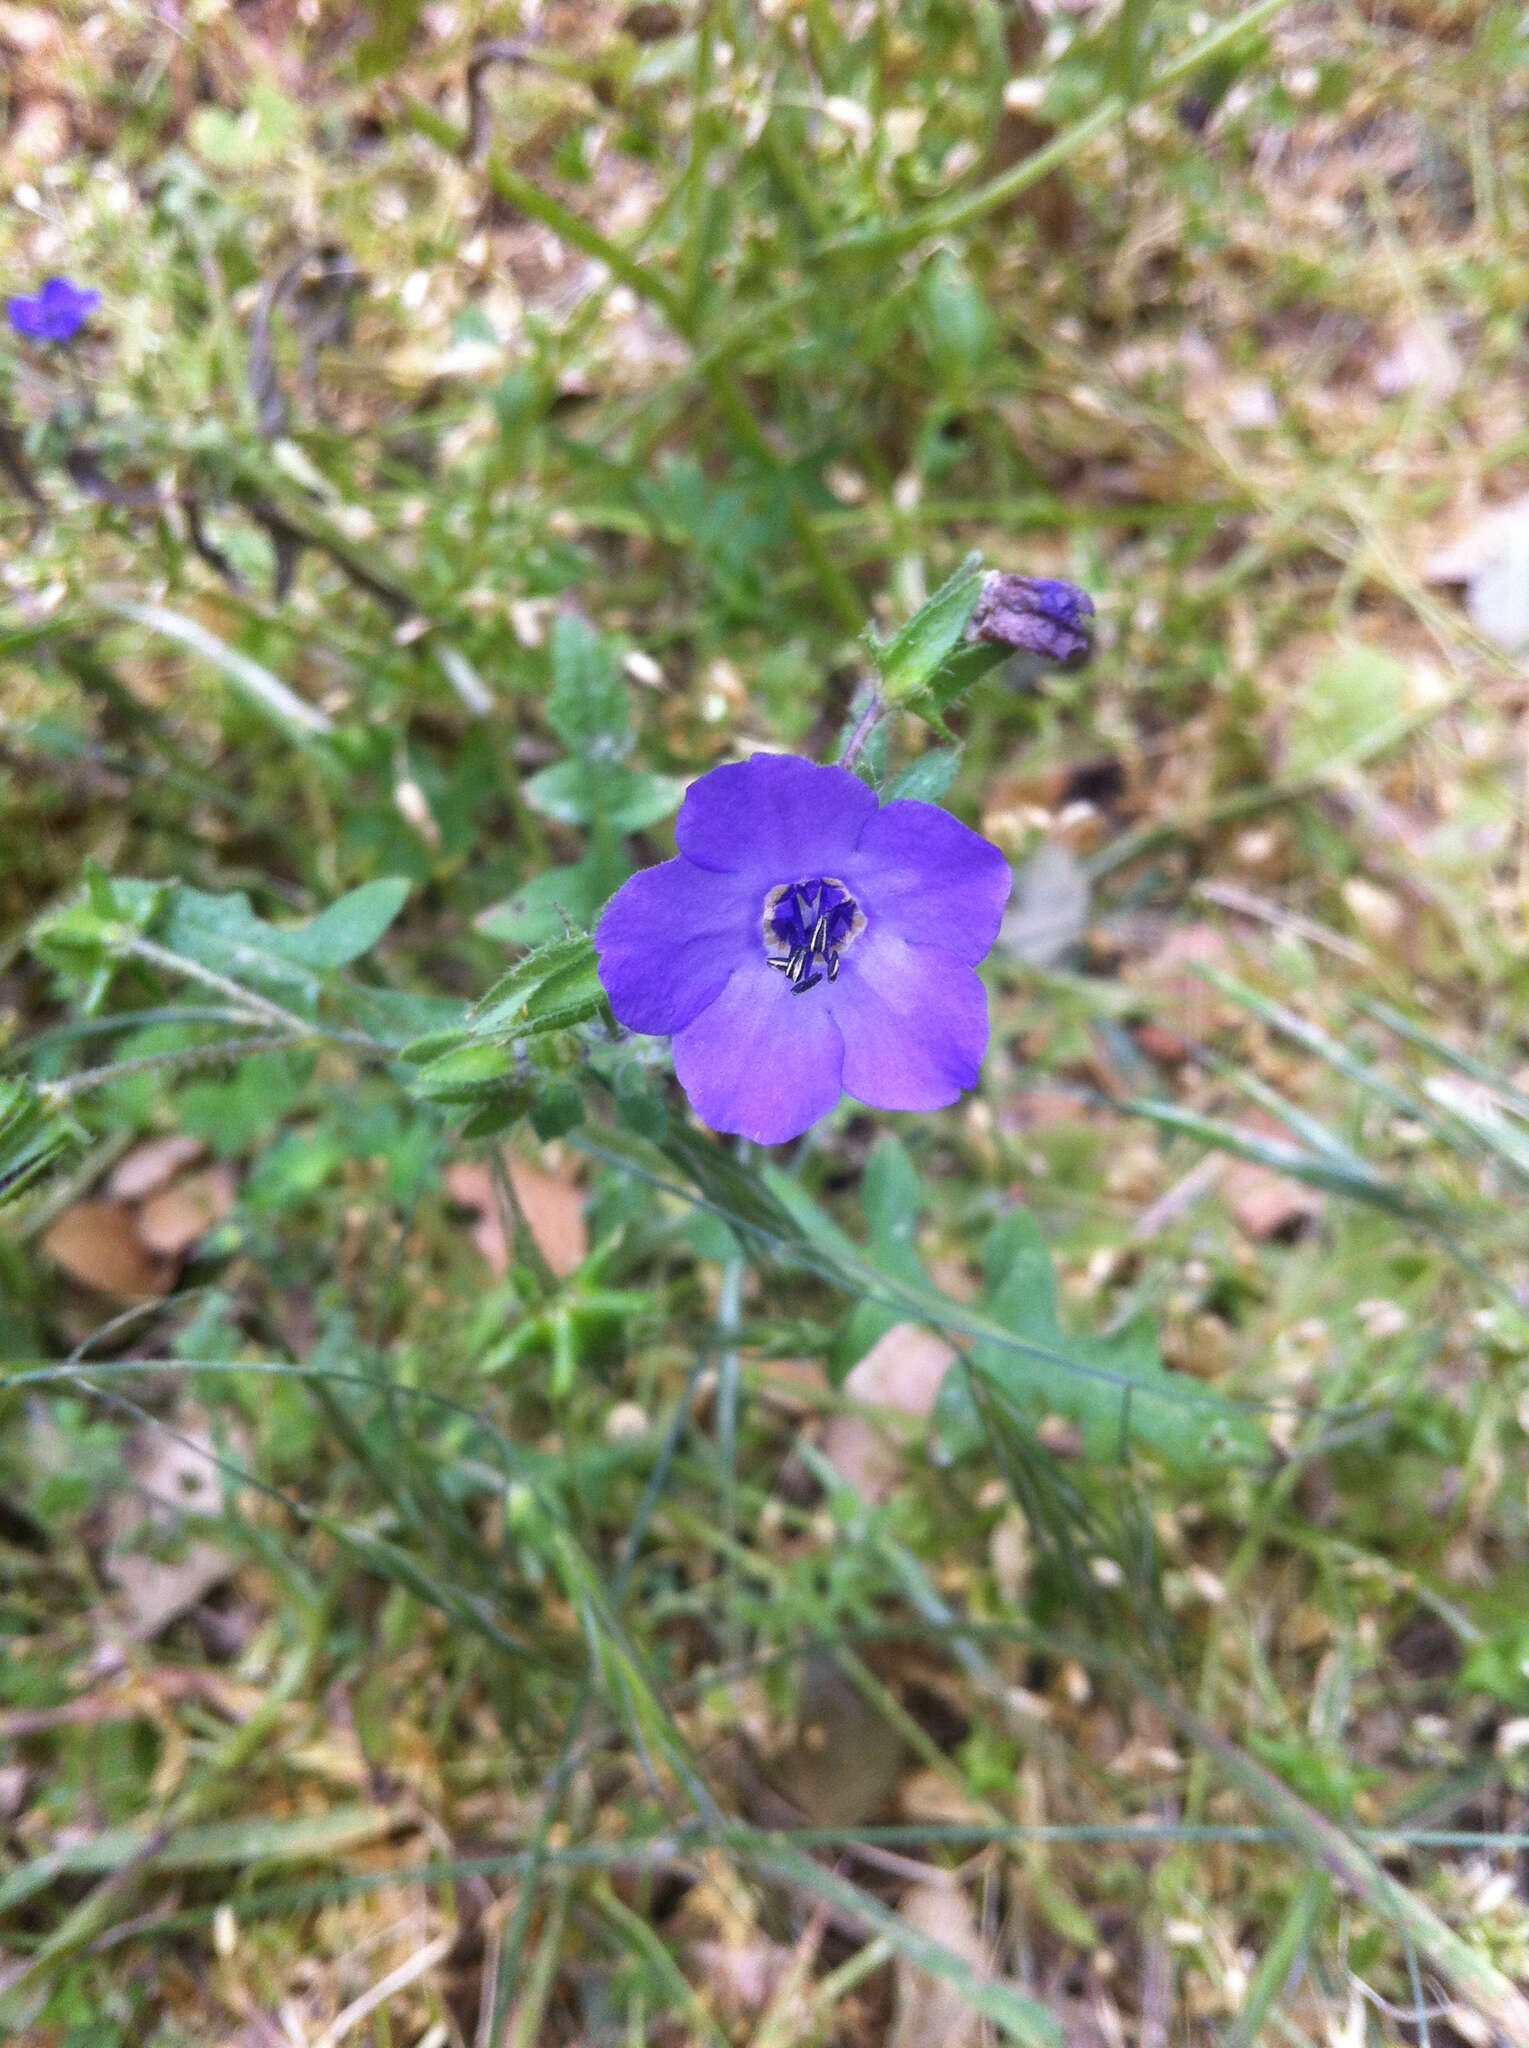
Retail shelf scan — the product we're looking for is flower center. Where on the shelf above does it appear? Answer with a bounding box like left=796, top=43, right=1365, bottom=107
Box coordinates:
left=762, top=877, right=864, bottom=995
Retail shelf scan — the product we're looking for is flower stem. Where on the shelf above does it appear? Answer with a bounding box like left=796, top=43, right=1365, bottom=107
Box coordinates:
left=837, top=685, right=886, bottom=772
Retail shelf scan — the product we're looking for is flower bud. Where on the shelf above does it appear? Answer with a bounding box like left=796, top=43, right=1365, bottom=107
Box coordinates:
left=968, top=573, right=1094, bottom=668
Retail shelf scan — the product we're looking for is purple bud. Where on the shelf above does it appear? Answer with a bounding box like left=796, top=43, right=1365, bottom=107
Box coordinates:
left=968, top=572, right=1095, bottom=668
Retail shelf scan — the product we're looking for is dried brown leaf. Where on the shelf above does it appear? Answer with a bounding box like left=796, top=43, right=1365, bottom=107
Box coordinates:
left=821, top=1323, right=958, bottom=1503
left=106, top=1543, right=234, bottom=1643
left=688, top=1939, right=795, bottom=2020
left=42, top=1200, right=174, bottom=1301
left=889, top=1881, right=990, bottom=2048
left=136, top=1164, right=237, bottom=1256
left=1224, top=1159, right=1324, bottom=1242
left=445, top=1153, right=588, bottom=1279
left=101, top=1419, right=236, bottom=1643
left=106, top=1134, right=207, bottom=1202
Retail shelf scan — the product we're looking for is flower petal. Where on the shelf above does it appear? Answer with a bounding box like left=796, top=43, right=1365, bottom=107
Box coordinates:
left=830, top=927, right=989, bottom=1113
left=672, top=961, right=845, bottom=1144
left=676, top=753, right=878, bottom=882
left=850, top=800, right=1012, bottom=964
left=596, top=856, right=755, bottom=1036
left=6, top=296, right=45, bottom=339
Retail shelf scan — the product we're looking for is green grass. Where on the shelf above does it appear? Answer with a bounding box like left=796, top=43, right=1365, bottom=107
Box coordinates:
left=6, top=0, right=1529, bottom=2041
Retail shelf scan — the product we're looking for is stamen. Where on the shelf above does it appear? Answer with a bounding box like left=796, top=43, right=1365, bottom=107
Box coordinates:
left=761, top=875, right=864, bottom=996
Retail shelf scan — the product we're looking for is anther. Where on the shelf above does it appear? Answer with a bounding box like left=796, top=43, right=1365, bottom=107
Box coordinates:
left=826, top=953, right=839, bottom=981
left=791, top=970, right=824, bottom=995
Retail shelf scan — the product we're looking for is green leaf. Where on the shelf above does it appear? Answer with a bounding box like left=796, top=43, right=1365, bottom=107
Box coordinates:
left=0, top=1081, right=78, bottom=1207
left=522, top=948, right=606, bottom=1032
left=840, top=1135, right=932, bottom=1364
left=611, top=1060, right=668, bottom=1139
left=531, top=1080, right=586, bottom=1140
left=1282, top=640, right=1412, bottom=780
left=410, top=1042, right=522, bottom=1102
left=266, top=879, right=411, bottom=968
left=0, top=1807, right=395, bottom=1915
left=189, top=80, right=304, bottom=171
left=179, top=1051, right=309, bottom=1153
left=885, top=749, right=961, bottom=804
left=475, top=857, right=619, bottom=947
left=106, top=878, right=409, bottom=1001
left=874, top=555, right=986, bottom=706
left=29, top=899, right=136, bottom=977
left=547, top=613, right=629, bottom=756
left=523, top=760, right=683, bottom=833
left=469, top=934, right=604, bottom=1041
left=969, top=1208, right=1261, bottom=1470
left=917, top=250, right=994, bottom=390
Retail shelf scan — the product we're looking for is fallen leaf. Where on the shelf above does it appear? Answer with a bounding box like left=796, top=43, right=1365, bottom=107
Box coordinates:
left=1131, top=1022, right=1190, bottom=1067
left=749, top=1356, right=830, bottom=1414
left=688, top=1939, right=796, bottom=2020
left=989, top=1507, right=1031, bottom=1602
left=101, top=1418, right=236, bottom=1644
left=0, top=1765, right=28, bottom=1818
left=1224, top=1159, right=1324, bottom=1241
left=1341, top=874, right=1406, bottom=947
left=999, top=1087, right=1089, bottom=1132
left=42, top=1201, right=174, bottom=1301
left=822, top=1323, right=958, bottom=1503
left=889, top=1881, right=990, bottom=2048
left=1222, top=377, right=1278, bottom=429
left=136, top=1164, right=237, bottom=1257
left=127, top=1419, right=227, bottom=1521
left=1426, top=494, right=1529, bottom=654
left=1127, top=922, right=1230, bottom=1040
left=106, top=1544, right=235, bottom=1644
left=0, top=6, right=60, bottom=53
left=896, top=1769, right=993, bottom=1827
left=445, top=1153, right=588, bottom=1279
left=1036, top=1414, right=1085, bottom=1457
left=764, top=1654, right=907, bottom=1826
left=106, top=1134, right=207, bottom=1202
left=1000, top=840, right=1089, bottom=967
left=1372, top=318, right=1460, bottom=401
left=4, top=95, right=69, bottom=172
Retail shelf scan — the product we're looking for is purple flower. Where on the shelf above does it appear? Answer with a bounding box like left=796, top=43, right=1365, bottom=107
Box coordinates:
left=6, top=277, right=100, bottom=344
left=595, top=753, right=1013, bottom=1144
left=969, top=572, right=1094, bottom=667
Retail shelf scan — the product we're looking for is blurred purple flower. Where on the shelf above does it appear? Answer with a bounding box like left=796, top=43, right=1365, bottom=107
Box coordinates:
left=969, top=572, right=1094, bottom=667
left=596, top=753, right=1012, bottom=1144
left=7, top=277, right=100, bottom=344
